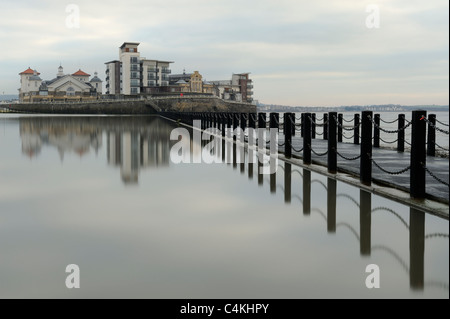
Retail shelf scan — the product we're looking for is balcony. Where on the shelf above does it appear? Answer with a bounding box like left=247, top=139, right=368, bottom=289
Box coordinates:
left=147, top=67, right=157, bottom=72
left=247, top=84, right=253, bottom=89
left=130, top=65, right=139, bottom=71
left=106, top=76, right=109, bottom=81
left=160, top=68, right=171, bottom=74
left=247, top=91, right=254, bottom=95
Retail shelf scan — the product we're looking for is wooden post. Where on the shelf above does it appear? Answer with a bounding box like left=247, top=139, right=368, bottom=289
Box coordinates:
left=360, top=111, right=373, bottom=185
left=410, top=110, right=427, bottom=199
left=303, top=113, right=311, bottom=165
left=354, top=114, right=360, bottom=145
left=374, top=114, right=380, bottom=148
left=426, top=114, right=436, bottom=157
left=397, top=114, right=405, bottom=152
left=337, top=113, right=343, bottom=143
left=328, top=112, right=337, bottom=173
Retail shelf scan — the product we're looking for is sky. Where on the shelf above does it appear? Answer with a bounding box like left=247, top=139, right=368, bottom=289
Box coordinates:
left=0, top=0, right=448, bottom=106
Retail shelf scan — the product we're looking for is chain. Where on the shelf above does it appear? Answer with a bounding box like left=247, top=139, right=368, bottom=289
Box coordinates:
left=342, top=132, right=355, bottom=139
left=422, top=116, right=449, bottom=135
left=334, top=115, right=360, bottom=130
left=379, top=137, right=399, bottom=144
left=250, top=113, right=257, bottom=121
left=307, top=115, right=327, bottom=127
left=335, top=149, right=361, bottom=160
left=371, top=157, right=411, bottom=175
left=435, top=119, right=449, bottom=127
left=292, top=145, right=304, bottom=152
left=435, top=142, right=449, bottom=151
left=309, top=145, right=328, bottom=156
left=380, top=118, right=399, bottom=124
left=315, top=131, right=324, bottom=136
left=404, top=139, right=411, bottom=146
left=315, top=116, right=324, bottom=121
left=368, top=115, right=411, bottom=133
left=425, top=233, right=449, bottom=239
left=422, top=163, right=449, bottom=186
left=343, top=117, right=353, bottom=123
left=278, top=141, right=285, bottom=147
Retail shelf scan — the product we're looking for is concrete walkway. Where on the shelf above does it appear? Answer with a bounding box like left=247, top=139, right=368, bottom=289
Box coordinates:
left=278, top=134, right=449, bottom=204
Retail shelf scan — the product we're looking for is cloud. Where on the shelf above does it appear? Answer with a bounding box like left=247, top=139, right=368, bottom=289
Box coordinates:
left=0, top=0, right=447, bottom=105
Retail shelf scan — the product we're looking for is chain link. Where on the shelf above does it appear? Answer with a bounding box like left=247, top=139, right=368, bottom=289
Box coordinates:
left=342, top=132, right=355, bottom=139
left=371, top=157, right=411, bottom=175
left=379, top=137, right=399, bottom=144
left=368, top=115, right=411, bottom=133
left=435, top=119, right=449, bottom=127
left=334, top=115, right=360, bottom=130
left=380, top=118, right=399, bottom=124
left=422, top=115, right=449, bottom=135
left=308, top=115, right=326, bottom=127
left=422, top=163, right=449, bottom=186
left=425, top=233, right=449, bottom=239
left=435, top=142, right=449, bottom=151
left=343, top=117, right=353, bottom=123
left=335, top=149, right=361, bottom=161
left=309, top=145, right=328, bottom=156
left=292, top=145, right=304, bottom=152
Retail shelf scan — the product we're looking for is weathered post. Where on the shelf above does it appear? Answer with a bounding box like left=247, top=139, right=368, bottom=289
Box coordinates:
left=426, top=114, right=436, bottom=157
left=328, top=112, right=337, bottom=173
left=303, top=113, right=312, bottom=165
left=269, top=112, right=279, bottom=132
left=337, top=113, right=343, bottom=143
left=311, top=113, right=316, bottom=139
left=323, top=113, right=328, bottom=141
left=354, top=114, right=360, bottom=145
left=258, top=112, right=266, bottom=150
left=360, top=111, right=373, bottom=185
left=374, top=114, right=380, bottom=148
left=285, top=113, right=292, bottom=158
left=410, top=110, right=427, bottom=199
left=397, top=114, right=405, bottom=152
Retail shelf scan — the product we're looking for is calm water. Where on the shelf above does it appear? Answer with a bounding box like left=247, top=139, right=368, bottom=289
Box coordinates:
left=0, top=114, right=448, bottom=299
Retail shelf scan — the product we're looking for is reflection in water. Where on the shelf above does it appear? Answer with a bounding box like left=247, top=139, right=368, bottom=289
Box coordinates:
left=212, top=134, right=448, bottom=294
left=19, top=116, right=174, bottom=184
left=20, top=117, right=102, bottom=159
left=14, top=116, right=449, bottom=295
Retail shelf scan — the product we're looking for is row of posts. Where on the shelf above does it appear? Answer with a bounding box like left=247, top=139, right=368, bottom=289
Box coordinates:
left=164, top=110, right=431, bottom=199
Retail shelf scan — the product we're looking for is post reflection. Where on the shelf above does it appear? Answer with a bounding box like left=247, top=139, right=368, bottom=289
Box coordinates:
left=410, top=208, right=425, bottom=290
left=16, top=116, right=446, bottom=294
left=225, top=147, right=446, bottom=294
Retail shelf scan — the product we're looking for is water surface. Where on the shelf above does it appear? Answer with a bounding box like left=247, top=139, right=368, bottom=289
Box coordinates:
left=0, top=115, right=448, bottom=298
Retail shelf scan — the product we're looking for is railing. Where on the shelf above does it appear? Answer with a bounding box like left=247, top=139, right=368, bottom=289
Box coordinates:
left=160, top=110, right=449, bottom=202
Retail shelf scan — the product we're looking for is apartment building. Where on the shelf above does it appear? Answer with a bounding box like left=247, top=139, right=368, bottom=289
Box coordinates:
left=105, top=42, right=173, bottom=95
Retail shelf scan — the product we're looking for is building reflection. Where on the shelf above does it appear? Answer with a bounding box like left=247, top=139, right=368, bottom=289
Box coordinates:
left=20, top=117, right=102, bottom=160
left=17, top=117, right=448, bottom=292
left=19, top=116, right=174, bottom=185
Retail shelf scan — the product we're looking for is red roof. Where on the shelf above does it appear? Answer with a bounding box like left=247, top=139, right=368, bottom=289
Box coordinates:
left=72, top=69, right=90, bottom=76
left=20, top=67, right=40, bottom=75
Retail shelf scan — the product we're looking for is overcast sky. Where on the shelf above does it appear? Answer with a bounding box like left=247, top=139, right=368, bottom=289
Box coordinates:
left=0, top=0, right=448, bottom=106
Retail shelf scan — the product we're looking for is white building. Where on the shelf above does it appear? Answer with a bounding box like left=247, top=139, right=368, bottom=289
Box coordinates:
left=105, top=42, right=173, bottom=96
left=19, top=65, right=103, bottom=102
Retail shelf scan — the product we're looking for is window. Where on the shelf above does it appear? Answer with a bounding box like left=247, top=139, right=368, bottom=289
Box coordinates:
left=131, top=87, right=139, bottom=94
left=67, top=87, right=75, bottom=96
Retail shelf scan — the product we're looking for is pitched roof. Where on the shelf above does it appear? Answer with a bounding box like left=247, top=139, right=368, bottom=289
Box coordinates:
left=72, top=69, right=90, bottom=76
left=20, top=67, right=40, bottom=75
